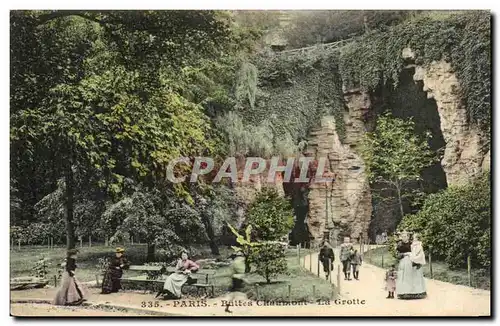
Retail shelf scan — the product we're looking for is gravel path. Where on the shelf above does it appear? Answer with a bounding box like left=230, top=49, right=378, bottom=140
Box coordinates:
left=10, top=248, right=490, bottom=317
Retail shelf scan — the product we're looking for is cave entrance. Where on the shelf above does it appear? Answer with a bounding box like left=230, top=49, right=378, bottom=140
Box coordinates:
left=368, top=67, right=448, bottom=239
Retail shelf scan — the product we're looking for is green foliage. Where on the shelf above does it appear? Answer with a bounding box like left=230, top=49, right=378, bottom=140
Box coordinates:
left=398, top=173, right=491, bottom=269
left=102, top=187, right=206, bottom=260
left=284, top=10, right=418, bottom=48
left=32, top=258, right=50, bottom=279
left=360, top=113, right=437, bottom=218
left=235, top=62, right=258, bottom=110
left=249, top=49, right=347, bottom=145
left=339, top=11, right=491, bottom=130
left=10, top=10, right=251, bottom=247
left=247, top=188, right=294, bottom=241
left=227, top=223, right=262, bottom=274
left=96, top=257, right=110, bottom=274
left=251, top=243, right=289, bottom=283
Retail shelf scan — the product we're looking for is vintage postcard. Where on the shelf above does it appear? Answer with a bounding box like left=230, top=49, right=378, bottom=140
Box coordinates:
left=9, top=9, right=491, bottom=317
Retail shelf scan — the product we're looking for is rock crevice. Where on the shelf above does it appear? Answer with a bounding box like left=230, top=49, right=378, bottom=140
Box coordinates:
left=404, top=48, right=490, bottom=186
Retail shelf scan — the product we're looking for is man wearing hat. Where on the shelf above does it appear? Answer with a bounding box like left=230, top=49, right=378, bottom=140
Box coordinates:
left=319, top=241, right=335, bottom=280
left=340, top=236, right=354, bottom=280
left=101, top=247, right=130, bottom=294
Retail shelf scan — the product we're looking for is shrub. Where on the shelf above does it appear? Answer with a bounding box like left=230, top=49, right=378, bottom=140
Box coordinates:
left=397, top=172, right=490, bottom=269
left=251, top=243, right=288, bottom=283
left=247, top=187, right=294, bottom=241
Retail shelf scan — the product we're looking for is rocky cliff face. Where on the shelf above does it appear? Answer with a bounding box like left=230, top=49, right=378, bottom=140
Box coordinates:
left=404, top=48, right=490, bottom=186
left=305, top=113, right=372, bottom=246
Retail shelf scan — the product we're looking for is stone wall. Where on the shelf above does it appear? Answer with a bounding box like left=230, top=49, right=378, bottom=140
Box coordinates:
left=404, top=48, right=490, bottom=186
left=305, top=114, right=372, bottom=246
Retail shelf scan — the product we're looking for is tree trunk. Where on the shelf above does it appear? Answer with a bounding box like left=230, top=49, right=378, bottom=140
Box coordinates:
left=65, top=161, right=76, bottom=250
left=395, top=183, right=404, bottom=219
left=147, top=243, right=156, bottom=262
left=201, top=211, right=219, bottom=256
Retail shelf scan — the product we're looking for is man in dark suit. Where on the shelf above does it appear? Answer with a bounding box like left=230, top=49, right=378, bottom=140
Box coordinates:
left=319, top=242, right=335, bottom=280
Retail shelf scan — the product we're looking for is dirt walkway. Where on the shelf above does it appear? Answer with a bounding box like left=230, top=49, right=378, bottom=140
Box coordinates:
left=302, top=250, right=490, bottom=316
left=11, top=248, right=490, bottom=317
left=11, top=303, right=157, bottom=317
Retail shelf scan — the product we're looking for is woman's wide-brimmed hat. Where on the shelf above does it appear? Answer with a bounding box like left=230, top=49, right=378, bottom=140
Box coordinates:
left=115, top=247, right=125, bottom=253
left=67, top=248, right=79, bottom=256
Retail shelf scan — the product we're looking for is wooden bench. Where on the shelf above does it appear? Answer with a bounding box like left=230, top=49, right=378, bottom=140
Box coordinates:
left=120, top=264, right=217, bottom=297
left=165, top=267, right=217, bottom=297
left=120, top=265, right=165, bottom=292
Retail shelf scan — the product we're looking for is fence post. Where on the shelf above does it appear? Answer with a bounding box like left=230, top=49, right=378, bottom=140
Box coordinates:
left=467, top=255, right=472, bottom=287
left=89, top=236, right=92, bottom=248
left=429, top=250, right=433, bottom=278
left=80, top=237, right=83, bottom=248
left=54, top=275, right=57, bottom=287
left=47, top=237, right=50, bottom=249
left=288, top=284, right=292, bottom=302
left=312, top=284, right=316, bottom=298
left=18, top=240, right=21, bottom=251
left=51, top=237, right=53, bottom=249
left=297, top=244, right=300, bottom=267
left=336, top=267, right=341, bottom=295
left=381, top=251, right=384, bottom=268
left=328, top=258, right=332, bottom=282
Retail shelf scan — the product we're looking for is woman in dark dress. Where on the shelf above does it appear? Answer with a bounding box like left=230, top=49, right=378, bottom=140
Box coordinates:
left=53, top=249, right=86, bottom=305
left=101, top=247, right=130, bottom=294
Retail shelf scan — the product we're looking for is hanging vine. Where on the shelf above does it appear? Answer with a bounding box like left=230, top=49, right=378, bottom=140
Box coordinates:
left=338, top=11, right=491, bottom=130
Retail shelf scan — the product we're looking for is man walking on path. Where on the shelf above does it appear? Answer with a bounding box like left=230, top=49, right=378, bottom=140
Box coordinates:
left=319, top=242, right=335, bottom=280
left=351, top=249, right=362, bottom=280
left=340, top=237, right=354, bottom=280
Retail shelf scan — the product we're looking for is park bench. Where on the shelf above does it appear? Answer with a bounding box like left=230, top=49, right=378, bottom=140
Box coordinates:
left=165, top=266, right=217, bottom=297
left=120, top=265, right=216, bottom=297
left=120, top=265, right=166, bottom=292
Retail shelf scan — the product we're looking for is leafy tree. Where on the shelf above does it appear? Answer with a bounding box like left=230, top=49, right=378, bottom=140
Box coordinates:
left=247, top=187, right=294, bottom=241
left=398, top=173, right=490, bottom=269
left=103, top=186, right=206, bottom=261
left=360, top=113, right=437, bottom=221
left=251, top=243, right=288, bottom=283
left=10, top=10, right=237, bottom=249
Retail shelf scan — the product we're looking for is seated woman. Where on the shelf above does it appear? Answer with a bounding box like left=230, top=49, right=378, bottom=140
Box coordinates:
left=101, top=247, right=130, bottom=294
left=156, top=251, right=199, bottom=299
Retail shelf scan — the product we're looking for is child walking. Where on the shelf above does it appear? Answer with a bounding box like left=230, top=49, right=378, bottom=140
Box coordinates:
left=385, top=264, right=397, bottom=299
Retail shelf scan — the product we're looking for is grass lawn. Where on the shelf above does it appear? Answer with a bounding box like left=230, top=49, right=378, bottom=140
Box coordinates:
left=364, top=246, right=490, bottom=290
left=10, top=245, right=335, bottom=301
left=212, top=249, right=335, bottom=301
